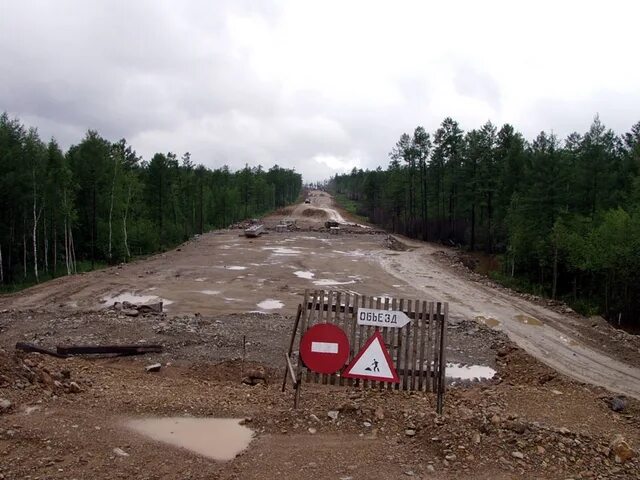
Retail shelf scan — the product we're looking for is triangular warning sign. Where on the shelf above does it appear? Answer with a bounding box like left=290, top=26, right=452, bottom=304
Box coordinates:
left=342, top=330, right=399, bottom=383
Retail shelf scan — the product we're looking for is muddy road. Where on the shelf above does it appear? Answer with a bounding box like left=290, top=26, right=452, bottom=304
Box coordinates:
left=1, top=190, right=639, bottom=401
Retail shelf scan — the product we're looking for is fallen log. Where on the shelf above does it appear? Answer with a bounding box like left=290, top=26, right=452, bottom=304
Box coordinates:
left=15, top=342, right=67, bottom=358
left=56, top=344, right=163, bottom=356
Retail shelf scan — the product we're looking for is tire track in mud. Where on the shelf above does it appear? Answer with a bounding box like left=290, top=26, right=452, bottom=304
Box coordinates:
left=376, top=246, right=640, bottom=399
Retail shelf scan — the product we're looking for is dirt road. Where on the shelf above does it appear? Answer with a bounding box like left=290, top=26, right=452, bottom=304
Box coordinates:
left=1, top=191, right=640, bottom=479
left=1, top=191, right=638, bottom=399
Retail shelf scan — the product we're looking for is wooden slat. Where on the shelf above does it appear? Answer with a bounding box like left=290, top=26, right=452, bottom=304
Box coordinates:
left=380, top=296, right=390, bottom=391
left=402, top=299, right=413, bottom=390
left=347, top=293, right=358, bottom=387
left=388, top=297, right=398, bottom=391
left=433, top=302, right=442, bottom=393
left=417, top=300, right=427, bottom=391
left=410, top=299, right=420, bottom=390
left=394, top=298, right=404, bottom=390
left=331, top=290, right=342, bottom=386
left=340, top=292, right=350, bottom=387
left=426, top=302, right=434, bottom=392
left=437, top=303, right=448, bottom=414
left=293, top=290, right=310, bottom=407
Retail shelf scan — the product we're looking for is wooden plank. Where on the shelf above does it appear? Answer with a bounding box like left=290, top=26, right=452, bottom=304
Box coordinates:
left=305, top=301, right=425, bottom=319
left=433, top=302, right=442, bottom=393
left=304, top=290, right=319, bottom=384
left=331, top=290, right=342, bottom=386
left=347, top=293, right=358, bottom=387
left=417, top=300, right=427, bottom=391
left=359, top=294, right=368, bottom=389
left=379, top=296, right=389, bottom=391
left=387, top=296, right=398, bottom=391
left=402, top=299, right=412, bottom=390
left=286, top=353, right=297, bottom=384
left=293, top=289, right=310, bottom=408
left=437, top=303, right=448, bottom=414
left=339, top=292, right=350, bottom=387
left=315, top=289, right=326, bottom=384
left=281, top=303, right=303, bottom=392
left=394, top=298, right=404, bottom=391
left=426, top=302, right=434, bottom=392
left=16, top=342, right=66, bottom=358
left=56, top=344, right=163, bottom=356
left=410, top=299, right=420, bottom=390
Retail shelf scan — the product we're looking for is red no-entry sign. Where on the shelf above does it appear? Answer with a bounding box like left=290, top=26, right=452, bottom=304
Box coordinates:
left=299, top=323, right=350, bottom=374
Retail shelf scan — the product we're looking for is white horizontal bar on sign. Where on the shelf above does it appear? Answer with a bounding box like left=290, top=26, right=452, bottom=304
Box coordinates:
left=311, top=341, right=339, bottom=354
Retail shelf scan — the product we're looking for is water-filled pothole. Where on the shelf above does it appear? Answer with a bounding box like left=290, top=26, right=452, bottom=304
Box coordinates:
left=446, top=363, right=496, bottom=381
left=126, top=417, right=253, bottom=461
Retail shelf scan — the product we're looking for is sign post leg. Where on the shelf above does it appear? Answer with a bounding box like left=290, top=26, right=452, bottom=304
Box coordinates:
left=282, top=304, right=302, bottom=392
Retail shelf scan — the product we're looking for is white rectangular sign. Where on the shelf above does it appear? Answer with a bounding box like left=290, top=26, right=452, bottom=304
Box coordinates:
left=357, top=308, right=411, bottom=328
left=311, top=341, right=339, bottom=354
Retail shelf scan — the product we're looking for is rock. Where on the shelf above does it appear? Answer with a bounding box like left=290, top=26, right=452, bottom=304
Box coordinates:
left=511, top=451, right=524, bottom=459
left=308, top=427, right=317, bottom=434
left=490, top=414, right=501, bottom=425
left=472, top=432, right=481, bottom=444
left=609, top=434, right=635, bottom=463
left=537, top=445, right=546, bottom=454
left=509, top=421, right=527, bottom=434
left=113, top=447, right=129, bottom=457
left=68, top=382, right=81, bottom=393
left=363, top=421, right=372, bottom=428
left=445, top=454, right=457, bottom=461
left=327, top=410, right=339, bottom=421
left=551, top=389, right=563, bottom=395
left=404, top=471, right=415, bottom=476
left=374, top=406, right=385, bottom=420
left=145, top=363, right=162, bottom=373
left=405, top=429, right=416, bottom=437
left=122, top=309, right=139, bottom=317
left=609, top=396, right=627, bottom=413
left=426, top=464, right=435, bottom=473
left=138, top=302, right=163, bottom=314
left=0, top=398, right=12, bottom=413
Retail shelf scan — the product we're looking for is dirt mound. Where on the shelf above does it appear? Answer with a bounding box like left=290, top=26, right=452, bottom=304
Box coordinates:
left=0, top=349, right=90, bottom=408
left=301, top=208, right=328, bottom=218
left=383, top=235, right=411, bottom=251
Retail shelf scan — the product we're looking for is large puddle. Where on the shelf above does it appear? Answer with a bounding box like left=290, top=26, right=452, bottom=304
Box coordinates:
left=293, top=270, right=315, bottom=279
left=515, top=314, right=543, bottom=326
left=126, top=417, right=253, bottom=461
left=257, top=299, right=284, bottom=309
left=313, top=279, right=356, bottom=286
left=446, top=363, right=496, bottom=381
left=102, top=292, right=174, bottom=307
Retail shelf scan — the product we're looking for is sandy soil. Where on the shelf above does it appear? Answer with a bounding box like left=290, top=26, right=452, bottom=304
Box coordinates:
left=1, top=191, right=639, bottom=479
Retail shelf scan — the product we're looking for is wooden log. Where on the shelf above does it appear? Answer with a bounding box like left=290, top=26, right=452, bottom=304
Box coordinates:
left=15, top=342, right=66, bottom=358
left=56, top=344, right=163, bottom=356
left=281, top=303, right=302, bottom=392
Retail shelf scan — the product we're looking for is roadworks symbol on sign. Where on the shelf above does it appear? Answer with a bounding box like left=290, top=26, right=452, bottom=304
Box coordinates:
left=342, top=330, right=399, bottom=383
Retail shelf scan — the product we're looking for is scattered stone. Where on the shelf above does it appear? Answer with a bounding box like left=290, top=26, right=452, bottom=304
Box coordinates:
left=537, top=446, right=546, bottom=455
left=308, top=427, right=317, bottom=434
left=145, top=363, right=162, bottom=373
left=511, top=451, right=524, bottom=460
left=445, top=454, right=457, bottom=461
left=374, top=406, right=385, bottom=420
left=609, top=435, right=635, bottom=463
left=68, top=382, right=81, bottom=393
left=426, top=464, right=435, bottom=473
left=490, top=414, right=501, bottom=425
left=0, top=399, right=12, bottom=413
left=608, top=396, right=627, bottom=413
left=327, top=410, right=339, bottom=421
left=363, top=421, right=372, bottom=428
left=122, top=309, right=139, bottom=317
left=113, top=447, right=129, bottom=457
left=405, top=429, right=416, bottom=437
left=472, top=432, right=481, bottom=444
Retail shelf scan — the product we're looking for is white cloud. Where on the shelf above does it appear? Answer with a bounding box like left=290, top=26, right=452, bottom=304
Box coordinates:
left=1, top=0, right=639, bottom=182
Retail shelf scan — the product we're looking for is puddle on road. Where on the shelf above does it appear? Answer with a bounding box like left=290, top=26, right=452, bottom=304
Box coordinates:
left=194, top=278, right=207, bottom=282
left=294, top=270, right=315, bottom=279
left=515, top=314, right=543, bottom=326
left=313, top=279, right=357, bottom=286
left=223, top=266, right=247, bottom=271
left=476, top=316, right=500, bottom=328
left=446, top=363, right=496, bottom=381
left=257, top=299, right=284, bottom=309
left=102, top=293, right=174, bottom=307
left=126, top=417, right=253, bottom=461
left=198, top=290, right=220, bottom=295
left=262, top=247, right=301, bottom=255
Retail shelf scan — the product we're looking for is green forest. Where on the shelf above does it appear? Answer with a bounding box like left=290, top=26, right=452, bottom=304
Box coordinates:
left=0, top=113, right=302, bottom=289
left=330, top=116, right=640, bottom=329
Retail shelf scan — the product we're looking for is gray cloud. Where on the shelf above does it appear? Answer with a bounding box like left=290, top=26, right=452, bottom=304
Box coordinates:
left=1, top=1, right=639, bottom=182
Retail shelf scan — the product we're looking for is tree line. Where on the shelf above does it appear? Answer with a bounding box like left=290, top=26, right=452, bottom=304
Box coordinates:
left=0, top=113, right=302, bottom=287
left=330, top=116, right=640, bottom=328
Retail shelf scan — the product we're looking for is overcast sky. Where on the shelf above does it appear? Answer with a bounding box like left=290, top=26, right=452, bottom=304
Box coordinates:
left=1, top=1, right=639, bottom=181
